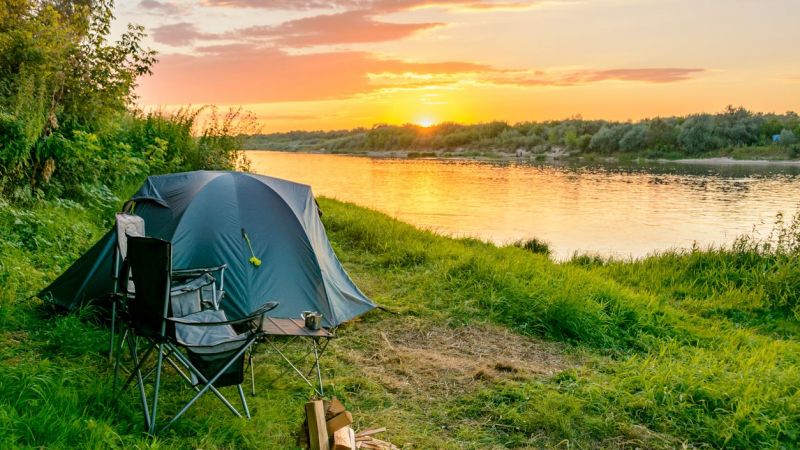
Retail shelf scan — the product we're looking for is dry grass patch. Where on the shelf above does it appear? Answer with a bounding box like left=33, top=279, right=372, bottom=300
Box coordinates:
left=338, top=317, right=579, bottom=398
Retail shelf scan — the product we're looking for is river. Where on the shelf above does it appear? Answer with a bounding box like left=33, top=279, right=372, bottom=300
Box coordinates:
left=247, top=151, right=800, bottom=260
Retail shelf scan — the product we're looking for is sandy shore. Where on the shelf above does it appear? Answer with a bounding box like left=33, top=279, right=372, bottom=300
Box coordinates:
left=667, top=157, right=800, bottom=166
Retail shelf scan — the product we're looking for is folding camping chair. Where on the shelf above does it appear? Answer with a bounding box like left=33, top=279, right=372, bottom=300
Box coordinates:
left=118, top=236, right=278, bottom=434
left=109, top=213, right=228, bottom=361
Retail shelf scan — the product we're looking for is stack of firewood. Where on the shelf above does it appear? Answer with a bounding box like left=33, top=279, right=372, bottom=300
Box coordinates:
left=303, top=398, right=400, bottom=450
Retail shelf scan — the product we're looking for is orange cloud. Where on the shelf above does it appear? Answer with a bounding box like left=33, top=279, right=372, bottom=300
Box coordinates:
left=200, top=0, right=537, bottom=13
left=231, top=10, right=444, bottom=46
left=137, top=40, right=704, bottom=107
left=201, top=0, right=371, bottom=8
left=151, top=6, right=445, bottom=48
left=137, top=46, right=489, bottom=104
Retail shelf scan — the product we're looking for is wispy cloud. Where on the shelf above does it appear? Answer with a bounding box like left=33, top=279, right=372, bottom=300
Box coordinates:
left=151, top=22, right=217, bottom=46
left=366, top=67, right=705, bottom=89
left=566, top=68, right=705, bottom=84
left=498, top=68, right=706, bottom=86
left=256, top=114, right=320, bottom=122
left=138, top=0, right=184, bottom=14
left=230, top=10, right=444, bottom=47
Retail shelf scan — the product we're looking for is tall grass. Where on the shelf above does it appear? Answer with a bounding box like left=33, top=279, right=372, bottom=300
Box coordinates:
left=596, top=209, right=800, bottom=339
left=318, top=199, right=800, bottom=448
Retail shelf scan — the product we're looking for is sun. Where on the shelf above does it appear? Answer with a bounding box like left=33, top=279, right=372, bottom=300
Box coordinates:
left=415, top=117, right=436, bottom=127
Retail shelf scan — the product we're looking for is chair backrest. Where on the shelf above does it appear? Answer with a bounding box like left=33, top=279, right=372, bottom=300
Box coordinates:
left=126, top=236, right=172, bottom=337
left=115, top=213, right=145, bottom=261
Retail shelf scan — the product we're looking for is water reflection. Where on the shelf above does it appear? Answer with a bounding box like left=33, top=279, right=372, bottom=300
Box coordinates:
left=247, top=151, right=800, bottom=260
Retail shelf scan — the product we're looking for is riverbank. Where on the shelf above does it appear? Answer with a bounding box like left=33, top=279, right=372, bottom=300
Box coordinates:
left=1, top=192, right=798, bottom=448
left=248, top=147, right=800, bottom=168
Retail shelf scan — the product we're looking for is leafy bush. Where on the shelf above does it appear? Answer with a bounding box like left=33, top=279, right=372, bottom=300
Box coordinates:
left=0, top=1, right=155, bottom=198
left=0, top=113, right=28, bottom=170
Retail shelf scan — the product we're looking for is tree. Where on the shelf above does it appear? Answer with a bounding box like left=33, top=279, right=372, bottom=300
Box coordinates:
left=644, top=117, right=679, bottom=151
left=588, top=125, right=625, bottom=154
left=619, top=124, right=648, bottom=152
left=714, top=105, right=761, bottom=147
left=779, top=129, right=797, bottom=146
left=678, top=114, right=721, bottom=155
left=0, top=0, right=155, bottom=192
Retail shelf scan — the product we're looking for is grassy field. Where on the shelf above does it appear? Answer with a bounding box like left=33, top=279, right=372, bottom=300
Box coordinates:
left=0, top=194, right=798, bottom=449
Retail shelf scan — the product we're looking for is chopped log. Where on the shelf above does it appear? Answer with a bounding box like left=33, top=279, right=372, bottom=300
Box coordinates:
left=355, top=435, right=373, bottom=442
left=305, top=400, right=330, bottom=450
left=369, top=438, right=400, bottom=450
left=326, top=397, right=346, bottom=419
left=355, top=427, right=386, bottom=438
left=326, top=411, right=353, bottom=435
left=333, top=425, right=356, bottom=450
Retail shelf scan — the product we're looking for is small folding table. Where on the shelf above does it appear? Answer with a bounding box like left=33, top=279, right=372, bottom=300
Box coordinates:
left=255, top=317, right=334, bottom=396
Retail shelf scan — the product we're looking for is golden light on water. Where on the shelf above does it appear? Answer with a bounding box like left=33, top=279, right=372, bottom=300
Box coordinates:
left=246, top=151, right=800, bottom=260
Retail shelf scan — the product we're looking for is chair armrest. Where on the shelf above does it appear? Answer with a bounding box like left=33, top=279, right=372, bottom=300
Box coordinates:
left=173, top=264, right=227, bottom=277
left=167, top=301, right=279, bottom=329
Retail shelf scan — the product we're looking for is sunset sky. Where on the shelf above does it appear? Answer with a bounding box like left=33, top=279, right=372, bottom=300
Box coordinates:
left=116, top=0, right=800, bottom=132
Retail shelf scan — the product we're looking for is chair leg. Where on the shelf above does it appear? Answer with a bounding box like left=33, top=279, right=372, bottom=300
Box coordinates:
left=122, top=339, right=156, bottom=391
left=108, top=300, right=117, bottom=362
left=167, top=345, right=243, bottom=416
left=163, top=351, right=194, bottom=387
left=238, top=385, right=251, bottom=419
left=113, top=328, right=129, bottom=391
left=149, top=342, right=165, bottom=435
left=128, top=335, right=151, bottom=432
left=160, top=342, right=255, bottom=433
left=249, top=348, right=256, bottom=396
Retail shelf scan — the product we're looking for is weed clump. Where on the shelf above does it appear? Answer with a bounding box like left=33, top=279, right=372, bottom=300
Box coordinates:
left=512, top=238, right=551, bottom=257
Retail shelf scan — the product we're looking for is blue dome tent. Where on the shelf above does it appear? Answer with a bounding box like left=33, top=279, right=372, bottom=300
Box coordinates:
left=40, top=171, right=375, bottom=327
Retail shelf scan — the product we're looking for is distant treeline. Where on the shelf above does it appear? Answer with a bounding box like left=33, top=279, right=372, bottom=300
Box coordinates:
left=247, top=107, right=800, bottom=159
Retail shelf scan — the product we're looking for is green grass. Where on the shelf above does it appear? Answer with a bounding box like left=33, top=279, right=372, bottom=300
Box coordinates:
left=0, top=195, right=798, bottom=448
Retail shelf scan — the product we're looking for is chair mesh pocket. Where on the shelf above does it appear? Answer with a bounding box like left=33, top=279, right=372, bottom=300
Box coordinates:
left=187, top=347, right=245, bottom=387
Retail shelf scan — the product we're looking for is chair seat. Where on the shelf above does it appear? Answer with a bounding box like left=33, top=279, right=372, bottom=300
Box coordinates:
left=174, top=310, right=248, bottom=353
